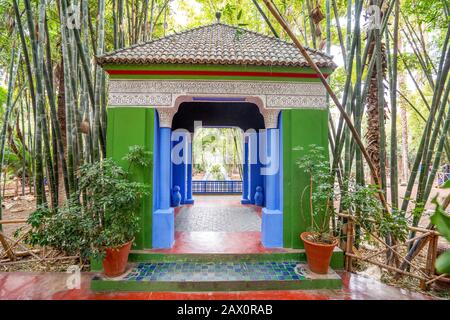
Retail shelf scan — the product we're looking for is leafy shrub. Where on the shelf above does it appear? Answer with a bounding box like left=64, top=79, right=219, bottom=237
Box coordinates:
left=341, top=183, right=408, bottom=243
left=296, top=144, right=408, bottom=245
left=26, top=145, right=151, bottom=260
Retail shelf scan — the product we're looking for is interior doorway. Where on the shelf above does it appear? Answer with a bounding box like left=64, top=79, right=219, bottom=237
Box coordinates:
left=169, top=101, right=266, bottom=252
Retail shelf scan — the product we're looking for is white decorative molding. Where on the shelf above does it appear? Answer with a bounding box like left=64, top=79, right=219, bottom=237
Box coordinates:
left=108, top=80, right=327, bottom=109
left=108, top=93, right=172, bottom=106
left=157, top=108, right=178, bottom=128
left=260, top=109, right=280, bottom=129
left=266, top=95, right=327, bottom=109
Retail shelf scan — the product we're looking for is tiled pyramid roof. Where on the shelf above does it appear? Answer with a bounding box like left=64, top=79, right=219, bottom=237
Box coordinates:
left=97, top=23, right=336, bottom=69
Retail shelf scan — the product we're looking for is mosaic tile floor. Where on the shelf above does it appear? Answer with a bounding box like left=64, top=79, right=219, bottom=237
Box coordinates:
left=122, top=261, right=305, bottom=282
left=175, top=206, right=261, bottom=232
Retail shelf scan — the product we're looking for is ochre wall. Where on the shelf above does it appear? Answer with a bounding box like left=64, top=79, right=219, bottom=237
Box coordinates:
left=106, top=107, right=155, bottom=249
left=282, top=109, right=329, bottom=249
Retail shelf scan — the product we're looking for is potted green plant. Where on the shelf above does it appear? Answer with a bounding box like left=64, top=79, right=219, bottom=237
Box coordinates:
left=26, top=145, right=151, bottom=277
left=296, top=145, right=337, bottom=274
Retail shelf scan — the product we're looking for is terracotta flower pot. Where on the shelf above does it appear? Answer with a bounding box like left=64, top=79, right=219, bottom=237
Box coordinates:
left=102, top=240, right=133, bottom=277
left=301, top=232, right=338, bottom=274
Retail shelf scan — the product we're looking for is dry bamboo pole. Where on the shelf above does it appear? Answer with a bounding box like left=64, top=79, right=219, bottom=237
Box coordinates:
left=337, top=213, right=441, bottom=235
left=420, top=234, right=438, bottom=290
left=0, top=227, right=30, bottom=260
left=338, top=213, right=435, bottom=279
left=2, top=249, right=41, bottom=259
left=262, top=0, right=390, bottom=214
left=0, top=231, right=41, bottom=261
left=0, top=255, right=79, bottom=266
left=425, top=272, right=450, bottom=285
left=363, top=232, right=432, bottom=261
left=345, top=219, right=353, bottom=272
left=0, top=219, right=27, bottom=224
left=0, top=233, right=15, bottom=261
left=360, top=226, right=430, bottom=278
left=345, top=253, right=429, bottom=282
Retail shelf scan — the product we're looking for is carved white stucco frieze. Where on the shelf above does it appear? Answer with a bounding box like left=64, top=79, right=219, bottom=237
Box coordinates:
left=261, top=109, right=280, bottom=129
left=266, top=95, right=327, bottom=108
left=108, top=93, right=172, bottom=106
left=108, top=80, right=327, bottom=109
left=156, top=108, right=178, bottom=128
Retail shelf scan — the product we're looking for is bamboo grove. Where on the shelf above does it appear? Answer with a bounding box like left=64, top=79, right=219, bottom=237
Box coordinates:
left=0, top=0, right=449, bottom=268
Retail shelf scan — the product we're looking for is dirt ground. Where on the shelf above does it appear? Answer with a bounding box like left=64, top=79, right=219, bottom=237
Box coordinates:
left=0, top=182, right=81, bottom=272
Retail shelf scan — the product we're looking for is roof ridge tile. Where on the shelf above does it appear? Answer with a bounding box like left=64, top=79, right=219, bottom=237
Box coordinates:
left=97, top=22, right=336, bottom=69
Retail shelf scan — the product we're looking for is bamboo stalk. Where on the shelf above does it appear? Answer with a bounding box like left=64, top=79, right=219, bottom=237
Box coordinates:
left=0, top=31, right=20, bottom=229
left=390, top=0, right=400, bottom=209
left=262, top=0, right=390, bottom=214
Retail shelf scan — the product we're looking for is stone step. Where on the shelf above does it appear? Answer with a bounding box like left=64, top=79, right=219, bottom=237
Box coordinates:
left=91, top=261, right=342, bottom=292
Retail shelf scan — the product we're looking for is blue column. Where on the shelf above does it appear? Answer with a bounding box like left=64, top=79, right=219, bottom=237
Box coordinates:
left=261, top=126, right=283, bottom=248
left=249, top=131, right=259, bottom=204
left=153, top=126, right=175, bottom=248
left=185, top=133, right=194, bottom=204
left=172, top=130, right=191, bottom=205
left=241, top=138, right=251, bottom=204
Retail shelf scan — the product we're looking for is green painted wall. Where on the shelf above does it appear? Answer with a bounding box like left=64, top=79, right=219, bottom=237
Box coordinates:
left=282, top=109, right=329, bottom=249
left=106, top=107, right=154, bottom=249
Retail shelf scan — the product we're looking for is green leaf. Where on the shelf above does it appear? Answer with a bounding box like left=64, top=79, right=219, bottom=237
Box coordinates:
left=430, top=200, right=450, bottom=241
left=441, top=179, right=450, bottom=189
left=435, top=250, right=450, bottom=274
left=237, top=9, right=242, bottom=21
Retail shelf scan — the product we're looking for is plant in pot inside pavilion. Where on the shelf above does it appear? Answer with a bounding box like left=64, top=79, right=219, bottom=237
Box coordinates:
left=296, top=145, right=337, bottom=274
left=26, top=145, right=151, bottom=277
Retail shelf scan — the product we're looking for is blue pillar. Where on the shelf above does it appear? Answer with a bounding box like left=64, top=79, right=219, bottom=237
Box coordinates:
left=172, top=143, right=185, bottom=206
left=153, top=126, right=175, bottom=248
left=261, top=126, right=283, bottom=248
left=241, top=138, right=251, bottom=204
left=249, top=131, right=259, bottom=204
left=185, top=133, right=194, bottom=204
left=172, top=130, right=190, bottom=205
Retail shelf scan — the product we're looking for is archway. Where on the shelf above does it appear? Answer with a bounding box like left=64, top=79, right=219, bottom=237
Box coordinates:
left=167, top=101, right=272, bottom=251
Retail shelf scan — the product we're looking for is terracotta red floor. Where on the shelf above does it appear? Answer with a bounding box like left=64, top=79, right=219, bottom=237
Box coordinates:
left=0, top=271, right=436, bottom=300
left=150, top=231, right=289, bottom=254
left=155, top=195, right=275, bottom=254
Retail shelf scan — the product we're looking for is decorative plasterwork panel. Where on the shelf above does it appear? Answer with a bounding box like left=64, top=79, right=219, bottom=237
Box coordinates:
left=107, top=80, right=327, bottom=109
left=260, top=109, right=280, bottom=129
left=156, top=108, right=178, bottom=128
left=266, top=95, right=327, bottom=108
left=108, top=93, right=172, bottom=106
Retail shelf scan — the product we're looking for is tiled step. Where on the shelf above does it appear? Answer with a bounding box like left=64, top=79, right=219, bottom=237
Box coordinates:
left=91, top=261, right=342, bottom=292
left=128, top=248, right=345, bottom=269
